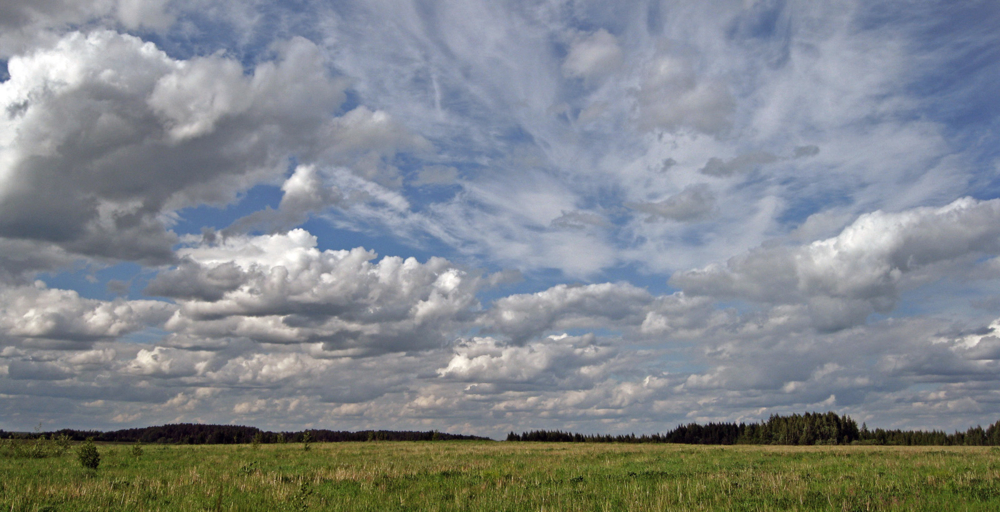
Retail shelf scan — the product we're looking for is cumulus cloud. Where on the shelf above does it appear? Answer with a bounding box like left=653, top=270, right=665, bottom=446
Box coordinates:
left=479, top=283, right=653, bottom=343
left=438, top=334, right=616, bottom=390
left=673, top=198, right=1000, bottom=330
left=149, top=229, right=483, bottom=355
left=0, top=282, right=173, bottom=346
left=220, top=164, right=347, bottom=236
left=0, top=31, right=348, bottom=267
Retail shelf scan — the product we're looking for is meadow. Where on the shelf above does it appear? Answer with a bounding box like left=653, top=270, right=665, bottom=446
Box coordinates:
left=3, top=440, right=1000, bottom=511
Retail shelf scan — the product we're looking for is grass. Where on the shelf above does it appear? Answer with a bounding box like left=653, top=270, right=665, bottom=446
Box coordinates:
left=3, top=441, right=1000, bottom=510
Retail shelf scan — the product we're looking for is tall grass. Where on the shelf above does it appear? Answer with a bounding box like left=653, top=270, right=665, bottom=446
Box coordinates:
left=3, top=442, right=1000, bottom=510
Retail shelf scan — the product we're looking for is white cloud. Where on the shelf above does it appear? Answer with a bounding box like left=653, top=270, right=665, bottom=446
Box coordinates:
left=562, top=29, right=624, bottom=81
left=151, top=229, right=483, bottom=354
left=127, top=346, right=213, bottom=378
left=438, top=334, right=616, bottom=389
left=148, top=54, right=255, bottom=142
left=479, top=282, right=653, bottom=343
left=0, top=282, right=173, bottom=346
left=0, top=31, right=350, bottom=267
left=673, top=198, right=1000, bottom=330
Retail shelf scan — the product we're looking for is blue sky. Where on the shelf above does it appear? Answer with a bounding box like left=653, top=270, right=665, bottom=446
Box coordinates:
left=1, top=0, right=1000, bottom=437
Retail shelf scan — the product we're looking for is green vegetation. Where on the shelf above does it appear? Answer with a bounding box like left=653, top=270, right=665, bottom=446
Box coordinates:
left=76, top=438, right=100, bottom=470
left=131, top=440, right=144, bottom=458
left=3, top=441, right=1000, bottom=510
left=0, top=433, right=71, bottom=460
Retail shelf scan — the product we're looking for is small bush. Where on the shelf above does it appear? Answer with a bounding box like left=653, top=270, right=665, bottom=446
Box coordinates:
left=131, top=440, right=143, bottom=458
left=78, top=438, right=100, bottom=470
left=302, top=432, right=312, bottom=451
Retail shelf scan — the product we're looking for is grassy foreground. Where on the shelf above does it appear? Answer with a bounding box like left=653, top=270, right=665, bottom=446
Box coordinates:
left=3, top=442, right=1000, bottom=511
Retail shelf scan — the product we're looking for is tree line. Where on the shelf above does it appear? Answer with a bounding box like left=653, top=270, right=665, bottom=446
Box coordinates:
left=0, top=424, right=488, bottom=444
left=507, top=411, right=1000, bottom=446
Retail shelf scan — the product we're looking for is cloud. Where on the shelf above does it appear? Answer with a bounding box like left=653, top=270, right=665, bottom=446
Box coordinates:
left=127, top=346, right=214, bottom=378
left=0, top=31, right=347, bottom=267
left=793, top=145, right=820, bottom=158
left=220, top=164, right=346, bottom=236
left=0, top=282, right=174, bottom=347
left=550, top=210, right=612, bottom=230
left=562, top=29, right=624, bottom=81
left=672, top=197, right=1000, bottom=330
left=626, top=184, right=716, bottom=222
left=635, top=52, right=734, bottom=134
left=1, top=1, right=999, bottom=436
left=318, top=106, right=431, bottom=188
left=699, top=151, right=779, bottom=177
left=479, top=282, right=653, bottom=343
left=0, top=0, right=181, bottom=58
left=7, top=360, right=72, bottom=381
left=149, top=229, right=483, bottom=355
left=116, top=0, right=174, bottom=31
left=438, top=334, right=617, bottom=390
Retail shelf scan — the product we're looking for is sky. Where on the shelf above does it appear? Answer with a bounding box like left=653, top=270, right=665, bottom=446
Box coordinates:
left=1, top=0, right=1000, bottom=438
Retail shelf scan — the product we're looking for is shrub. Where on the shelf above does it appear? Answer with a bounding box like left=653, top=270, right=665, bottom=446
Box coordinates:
left=302, top=432, right=312, bottom=451
left=78, top=438, right=100, bottom=470
left=0, top=433, right=71, bottom=459
left=131, top=440, right=143, bottom=458
left=55, top=434, right=72, bottom=456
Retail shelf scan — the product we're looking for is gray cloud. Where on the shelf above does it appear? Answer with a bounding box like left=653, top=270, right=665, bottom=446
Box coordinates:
left=550, top=210, right=612, bottom=230
left=700, top=151, right=778, bottom=177
left=626, top=184, right=716, bottom=222
left=0, top=31, right=347, bottom=266
left=635, top=52, right=734, bottom=134
left=793, top=145, right=820, bottom=158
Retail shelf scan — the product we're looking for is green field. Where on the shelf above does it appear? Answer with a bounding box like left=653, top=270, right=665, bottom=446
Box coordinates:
left=3, top=441, right=1000, bottom=511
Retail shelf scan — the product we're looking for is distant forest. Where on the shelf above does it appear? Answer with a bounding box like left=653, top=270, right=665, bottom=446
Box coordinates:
left=0, top=424, right=488, bottom=444
left=6, top=411, right=1000, bottom=446
left=507, top=411, right=1000, bottom=446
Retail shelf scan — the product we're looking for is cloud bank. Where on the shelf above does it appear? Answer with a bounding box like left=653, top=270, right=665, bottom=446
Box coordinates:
left=1, top=0, right=999, bottom=437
